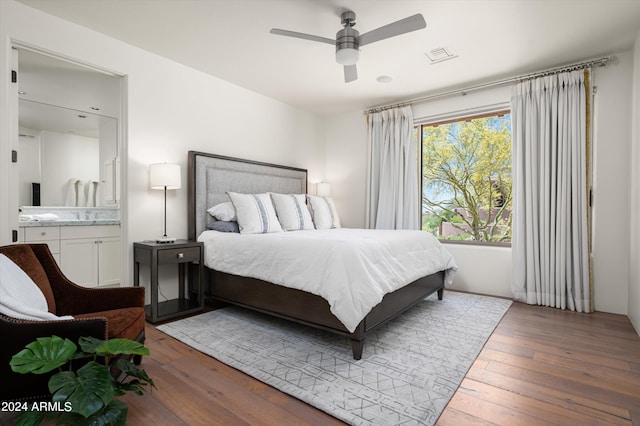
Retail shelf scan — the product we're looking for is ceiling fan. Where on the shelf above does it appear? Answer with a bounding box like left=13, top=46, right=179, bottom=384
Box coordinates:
left=270, top=10, right=426, bottom=83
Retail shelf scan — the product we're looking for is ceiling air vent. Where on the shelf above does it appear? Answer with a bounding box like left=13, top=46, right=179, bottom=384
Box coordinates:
left=425, top=47, right=458, bottom=64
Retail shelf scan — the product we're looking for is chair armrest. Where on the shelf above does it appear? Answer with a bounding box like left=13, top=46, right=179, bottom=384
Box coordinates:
left=0, top=314, right=108, bottom=346
left=55, top=286, right=145, bottom=316
left=0, top=315, right=107, bottom=402
left=29, top=244, right=145, bottom=315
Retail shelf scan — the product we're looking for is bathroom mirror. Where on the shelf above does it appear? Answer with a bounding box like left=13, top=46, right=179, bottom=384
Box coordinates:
left=16, top=48, right=121, bottom=208
left=18, top=99, right=118, bottom=207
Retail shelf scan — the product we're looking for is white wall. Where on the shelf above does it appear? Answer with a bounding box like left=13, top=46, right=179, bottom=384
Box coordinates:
left=40, top=131, right=99, bottom=206
left=0, top=1, right=324, bottom=285
left=325, top=53, right=635, bottom=313
left=629, top=30, right=640, bottom=333
left=323, top=111, right=368, bottom=228
left=591, top=51, right=633, bottom=314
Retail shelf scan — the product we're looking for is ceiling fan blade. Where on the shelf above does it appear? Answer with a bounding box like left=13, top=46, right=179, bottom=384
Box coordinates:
left=344, top=64, right=358, bottom=83
left=269, top=28, right=335, bottom=45
left=358, top=14, right=426, bottom=47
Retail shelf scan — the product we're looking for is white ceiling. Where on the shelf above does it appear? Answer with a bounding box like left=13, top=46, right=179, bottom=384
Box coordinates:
left=16, top=0, right=640, bottom=116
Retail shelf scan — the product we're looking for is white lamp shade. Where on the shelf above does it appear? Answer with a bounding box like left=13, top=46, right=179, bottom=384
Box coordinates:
left=316, top=182, right=331, bottom=197
left=149, top=163, right=181, bottom=190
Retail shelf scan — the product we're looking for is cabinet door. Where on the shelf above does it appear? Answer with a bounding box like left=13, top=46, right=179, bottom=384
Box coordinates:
left=60, top=238, right=99, bottom=288
left=98, top=237, right=121, bottom=286
left=24, top=226, right=61, bottom=256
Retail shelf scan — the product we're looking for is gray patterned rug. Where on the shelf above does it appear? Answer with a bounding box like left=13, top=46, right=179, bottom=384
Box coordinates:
left=157, top=291, right=512, bottom=425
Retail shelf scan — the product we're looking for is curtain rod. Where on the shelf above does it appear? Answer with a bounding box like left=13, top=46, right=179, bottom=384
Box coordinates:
left=364, top=56, right=612, bottom=115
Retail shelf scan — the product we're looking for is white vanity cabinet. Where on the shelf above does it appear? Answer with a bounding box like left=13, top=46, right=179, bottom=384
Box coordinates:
left=59, top=225, right=121, bottom=288
left=21, top=226, right=61, bottom=264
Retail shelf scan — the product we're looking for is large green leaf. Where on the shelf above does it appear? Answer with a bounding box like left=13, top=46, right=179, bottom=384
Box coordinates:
left=77, top=336, right=104, bottom=355
left=10, top=336, right=76, bottom=374
left=89, top=400, right=128, bottom=426
left=49, top=361, right=115, bottom=418
left=15, top=410, right=44, bottom=426
left=95, top=338, right=149, bottom=357
left=56, top=400, right=127, bottom=426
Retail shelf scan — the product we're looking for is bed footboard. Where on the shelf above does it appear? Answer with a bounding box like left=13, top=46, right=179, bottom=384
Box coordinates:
left=206, top=268, right=445, bottom=360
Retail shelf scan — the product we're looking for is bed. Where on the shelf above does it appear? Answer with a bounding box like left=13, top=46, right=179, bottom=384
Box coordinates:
left=187, top=151, right=456, bottom=359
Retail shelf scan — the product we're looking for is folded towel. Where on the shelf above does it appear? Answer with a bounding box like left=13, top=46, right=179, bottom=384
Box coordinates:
left=64, top=178, right=80, bottom=206
left=86, top=180, right=100, bottom=207
left=76, top=181, right=87, bottom=207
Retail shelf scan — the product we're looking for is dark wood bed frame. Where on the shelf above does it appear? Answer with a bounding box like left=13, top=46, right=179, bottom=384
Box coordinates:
left=187, top=151, right=444, bottom=360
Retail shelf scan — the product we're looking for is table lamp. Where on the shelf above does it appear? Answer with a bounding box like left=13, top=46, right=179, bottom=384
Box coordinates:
left=149, top=163, right=181, bottom=243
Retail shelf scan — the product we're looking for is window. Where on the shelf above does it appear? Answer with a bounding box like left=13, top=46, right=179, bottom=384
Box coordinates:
left=416, top=110, right=512, bottom=244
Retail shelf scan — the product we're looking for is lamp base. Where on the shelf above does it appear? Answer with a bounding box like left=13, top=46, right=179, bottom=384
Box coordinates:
left=155, top=236, right=176, bottom=244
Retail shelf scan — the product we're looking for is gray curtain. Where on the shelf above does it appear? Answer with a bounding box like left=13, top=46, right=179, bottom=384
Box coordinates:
left=367, top=106, right=419, bottom=230
left=511, top=69, right=592, bottom=312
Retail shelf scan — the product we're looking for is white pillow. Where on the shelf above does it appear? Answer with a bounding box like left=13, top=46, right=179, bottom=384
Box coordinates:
left=307, top=195, right=341, bottom=230
left=206, top=201, right=237, bottom=222
left=0, top=254, right=73, bottom=321
left=270, top=193, right=315, bottom=231
left=227, top=192, right=283, bottom=234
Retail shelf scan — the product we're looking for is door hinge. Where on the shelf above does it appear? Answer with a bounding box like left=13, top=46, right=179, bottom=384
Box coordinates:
left=11, top=70, right=17, bottom=83
left=12, top=230, right=18, bottom=243
left=11, top=150, right=17, bottom=163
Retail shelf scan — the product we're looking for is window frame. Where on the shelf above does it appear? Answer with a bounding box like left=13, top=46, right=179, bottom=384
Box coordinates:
left=417, top=108, right=512, bottom=247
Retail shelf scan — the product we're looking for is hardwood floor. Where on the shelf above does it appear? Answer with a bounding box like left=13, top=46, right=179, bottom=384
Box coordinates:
left=121, top=301, right=640, bottom=425
left=439, top=303, right=640, bottom=426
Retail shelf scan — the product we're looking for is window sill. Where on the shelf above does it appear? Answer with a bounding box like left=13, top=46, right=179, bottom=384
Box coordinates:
left=440, top=239, right=511, bottom=248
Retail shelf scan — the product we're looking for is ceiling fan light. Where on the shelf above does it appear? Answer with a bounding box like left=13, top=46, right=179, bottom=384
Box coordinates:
left=336, top=48, right=359, bottom=66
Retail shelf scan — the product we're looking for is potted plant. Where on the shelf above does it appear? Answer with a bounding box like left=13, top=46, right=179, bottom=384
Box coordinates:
left=10, top=335, right=154, bottom=426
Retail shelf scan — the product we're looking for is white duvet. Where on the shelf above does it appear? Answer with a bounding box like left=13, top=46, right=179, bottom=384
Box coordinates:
left=198, top=228, right=457, bottom=332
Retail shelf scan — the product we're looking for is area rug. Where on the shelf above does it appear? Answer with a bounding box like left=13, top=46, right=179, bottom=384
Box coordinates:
left=157, top=291, right=512, bottom=425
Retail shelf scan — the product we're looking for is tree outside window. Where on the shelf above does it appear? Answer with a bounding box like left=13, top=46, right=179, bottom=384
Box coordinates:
left=418, top=111, right=512, bottom=244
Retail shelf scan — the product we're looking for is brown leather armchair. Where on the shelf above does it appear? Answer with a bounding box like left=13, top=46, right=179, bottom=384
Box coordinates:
left=0, top=243, right=146, bottom=402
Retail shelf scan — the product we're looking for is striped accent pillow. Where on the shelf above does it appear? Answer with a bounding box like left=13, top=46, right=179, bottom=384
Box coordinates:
left=270, top=193, right=314, bottom=231
left=227, top=192, right=283, bottom=234
left=307, top=195, right=341, bottom=230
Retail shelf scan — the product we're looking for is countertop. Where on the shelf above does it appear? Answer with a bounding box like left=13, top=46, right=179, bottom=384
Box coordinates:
left=19, top=220, right=121, bottom=227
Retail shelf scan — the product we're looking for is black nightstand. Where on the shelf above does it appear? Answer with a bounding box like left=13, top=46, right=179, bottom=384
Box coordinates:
left=133, top=240, right=204, bottom=323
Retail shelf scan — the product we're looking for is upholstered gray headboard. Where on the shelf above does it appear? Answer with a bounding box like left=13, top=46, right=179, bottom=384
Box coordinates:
left=188, top=151, right=308, bottom=239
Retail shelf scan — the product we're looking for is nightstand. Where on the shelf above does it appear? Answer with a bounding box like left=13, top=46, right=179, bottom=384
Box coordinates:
left=133, top=240, right=204, bottom=323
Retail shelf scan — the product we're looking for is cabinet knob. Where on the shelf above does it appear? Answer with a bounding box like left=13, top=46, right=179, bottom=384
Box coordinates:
left=176, top=252, right=184, bottom=259
left=41, top=232, right=46, bottom=236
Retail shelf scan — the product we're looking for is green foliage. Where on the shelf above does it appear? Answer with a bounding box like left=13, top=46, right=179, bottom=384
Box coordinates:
left=83, top=337, right=149, bottom=358
left=422, top=214, right=442, bottom=234
left=14, top=411, right=45, bottom=426
left=49, top=362, right=115, bottom=418
left=55, top=400, right=127, bottom=426
left=112, top=358, right=154, bottom=396
left=10, top=336, right=77, bottom=374
left=10, top=336, right=154, bottom=426
left=420, top=114, right=513, bottom=243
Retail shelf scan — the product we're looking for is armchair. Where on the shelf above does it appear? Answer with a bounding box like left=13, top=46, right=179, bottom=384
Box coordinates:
left=0, top=243, right=145, bottom=402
